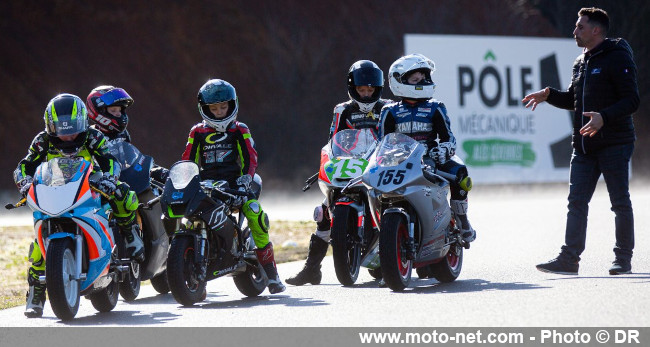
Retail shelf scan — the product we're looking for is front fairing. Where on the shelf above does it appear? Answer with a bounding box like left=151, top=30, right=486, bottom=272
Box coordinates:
left=362, top=133, right=426, bottom=194
left=318, top=129, right=377, bottom=196
left=161, top=161, right=209, bottom=220
left=106, top=139, right=152, bottom=193
left=27, top=157, right=95, bottom=217
left=28, top=158, right=114, bottom=291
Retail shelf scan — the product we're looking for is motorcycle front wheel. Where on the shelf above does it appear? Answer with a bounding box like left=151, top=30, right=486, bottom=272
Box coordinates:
left=331, top=205, right=361, bottom=286
left=379, top=213, right=412, bottom=291
left=167, top=236, right=206, bottom=306
left=46, top=238, right=80, bottom=320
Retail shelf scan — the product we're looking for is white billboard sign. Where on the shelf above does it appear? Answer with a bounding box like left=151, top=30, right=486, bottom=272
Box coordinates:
left=405, top=34, right=580, bottom=184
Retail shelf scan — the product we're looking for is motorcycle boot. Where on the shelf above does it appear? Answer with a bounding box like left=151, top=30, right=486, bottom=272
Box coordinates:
left=286, top=233, right=329, bottom=286
left=255, top=242, right=286, bottom=294
left=25, top=268, right=46, bottom=318
left=120, top=222, right=145, bottom=263
left=451, top=199, right=476, bottom=243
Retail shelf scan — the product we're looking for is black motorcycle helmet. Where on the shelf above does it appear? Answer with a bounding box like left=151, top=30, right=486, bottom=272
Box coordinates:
left=347, top=60, right=384, bottom=112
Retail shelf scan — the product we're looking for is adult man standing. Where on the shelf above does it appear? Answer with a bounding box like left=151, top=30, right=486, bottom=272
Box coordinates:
left=522, top=7, right=639, bottom=275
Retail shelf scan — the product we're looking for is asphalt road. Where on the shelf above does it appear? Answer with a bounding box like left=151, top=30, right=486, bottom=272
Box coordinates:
left=1, top=183, right=649, bottom=327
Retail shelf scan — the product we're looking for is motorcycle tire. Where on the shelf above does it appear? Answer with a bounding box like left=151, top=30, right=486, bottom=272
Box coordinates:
left=233, top=264, right=266, bottom=297
left=331, top=205, right=361, bottom=286
left=118, top=261, right=141, bottom=301
left=88, top=279, right=119, bottom=313
left=167, top=236, right=206, bottom=306
left=233, top=235, right=266, bottom=297
left=416, top=266, right=433, bottom=279
left=150, top=270, right=170, bottom=294
left=46, top=238, right=80, bottom=321
left=379, top=213, right=412, bottom=291
left=430, top=243, right=463, bottom=283
left=368, top=268, right=382, bottom=280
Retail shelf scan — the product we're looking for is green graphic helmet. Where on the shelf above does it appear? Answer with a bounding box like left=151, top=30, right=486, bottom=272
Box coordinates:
left=44, top=94, right=89, bottom=156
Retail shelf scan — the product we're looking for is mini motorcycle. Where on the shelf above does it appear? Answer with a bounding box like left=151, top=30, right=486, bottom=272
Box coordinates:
left=160, top=161, right=267, bottom=306
left=314, top=128, right=380, bottom=286
left=105, top=139, right=170, bottom=300
left=358, top=132, right=465, bottom=291
left=5, top=157, right=133, bottom=320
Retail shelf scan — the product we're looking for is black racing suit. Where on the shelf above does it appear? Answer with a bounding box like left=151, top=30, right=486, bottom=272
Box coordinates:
left=181, top=120, right=270, bottom=249
left=328, top=98, right=392, bottom=139
left=317, top=99, right=392, bottom=233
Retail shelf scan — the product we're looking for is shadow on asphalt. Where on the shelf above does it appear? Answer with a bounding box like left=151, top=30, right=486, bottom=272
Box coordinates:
left=545, top=273, right=650, bottom=282
left=315, top=277, right=549, bottom=293
left=197, top=294, right=328, bottom=310
left=61, top=308, right=181, bottom=326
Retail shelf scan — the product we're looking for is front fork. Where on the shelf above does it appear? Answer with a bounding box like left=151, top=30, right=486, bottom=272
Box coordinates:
left=193, top=227, right=209, bottom=282
left=336, top=197, right=365, bottom=244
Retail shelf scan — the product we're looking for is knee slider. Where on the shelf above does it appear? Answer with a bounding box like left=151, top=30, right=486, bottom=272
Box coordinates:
left=244, top=200, right=269, bottom=233
left=28, top=241, right=44, bottom=267
left=313, top=205, right=325, bottom=222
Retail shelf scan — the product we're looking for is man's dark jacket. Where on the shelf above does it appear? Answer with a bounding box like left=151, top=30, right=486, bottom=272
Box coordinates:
left=547, top=38, right=639, bottom=154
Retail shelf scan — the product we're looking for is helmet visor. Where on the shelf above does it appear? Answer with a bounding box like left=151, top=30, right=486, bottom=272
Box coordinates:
left=199, top=86, right=236, bottom=105
left=350, top=67, right=383, bottom=87
left=47, top=98, right=88, bottom=136
left=98, top=88, right=132, bottom=107
left=51, top=115, right=87, bottom=136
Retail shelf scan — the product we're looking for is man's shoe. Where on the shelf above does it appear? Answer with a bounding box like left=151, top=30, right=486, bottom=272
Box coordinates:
left=609, top=259, right=631, bottom=275
left=536, top=256, right=579, bottom=275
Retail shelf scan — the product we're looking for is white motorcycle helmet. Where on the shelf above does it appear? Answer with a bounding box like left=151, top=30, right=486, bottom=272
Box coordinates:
left=388, top=53, right=436, bottom=100
left=197, top=79, right=239, bottom=132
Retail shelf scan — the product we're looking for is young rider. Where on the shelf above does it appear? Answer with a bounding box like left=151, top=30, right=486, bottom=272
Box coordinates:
left=378, top=54, right=476, bottom=253
left=287, top=60, right=391, bottom=286
left=181, top=79, right=285, bottom=294
left=14, top=93, right=144, bottom=318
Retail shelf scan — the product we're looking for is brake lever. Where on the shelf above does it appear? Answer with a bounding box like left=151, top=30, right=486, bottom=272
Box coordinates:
left=5, top=197, right=27, bottom=210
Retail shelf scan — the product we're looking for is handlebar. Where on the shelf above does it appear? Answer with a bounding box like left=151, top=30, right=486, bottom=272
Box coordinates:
left=4, top=197, right=26, bottom=210
left=302, top=172, right=319, bottom=192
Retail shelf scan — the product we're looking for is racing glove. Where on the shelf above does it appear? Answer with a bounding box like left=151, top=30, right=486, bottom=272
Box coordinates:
left=96, top=173, right=118, bottom=195
left=18, top=176, right=33, bottom=197
left=428, top=142, right=455, bottom=165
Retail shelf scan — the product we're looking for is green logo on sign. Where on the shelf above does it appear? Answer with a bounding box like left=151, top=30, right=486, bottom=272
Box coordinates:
left=463, top=139, right=535, bottom=167
left=483, top=50, right=496, bottom=62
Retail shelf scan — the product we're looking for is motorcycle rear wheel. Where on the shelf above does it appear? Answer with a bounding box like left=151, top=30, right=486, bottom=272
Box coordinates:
left=167, top=236, right=206, bottom=306
left=46, top=238, right=80, bottom=321
left=331, top=205, right=361, bottom=286
left=88, top=279, right=119, bottom=312
left=233, top=235, right=266, bottom=297
left=368, top=268, right=382, bottom=279
left=430, top=243, right=463, bottom=283
left=379, top=213, right=412, bottom=291
left=150, top=270, right=170, bottom=294
left=118, top=262, right=141, bottom=301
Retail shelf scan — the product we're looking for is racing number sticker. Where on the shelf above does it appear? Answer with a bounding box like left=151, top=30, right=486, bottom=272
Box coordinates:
left=377, top=169, right=406, bottom=186
left=329, top=158, right=368, bottom=179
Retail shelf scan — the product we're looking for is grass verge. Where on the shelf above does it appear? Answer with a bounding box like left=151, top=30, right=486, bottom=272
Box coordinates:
left=0, top=220, right=315, bottom=310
